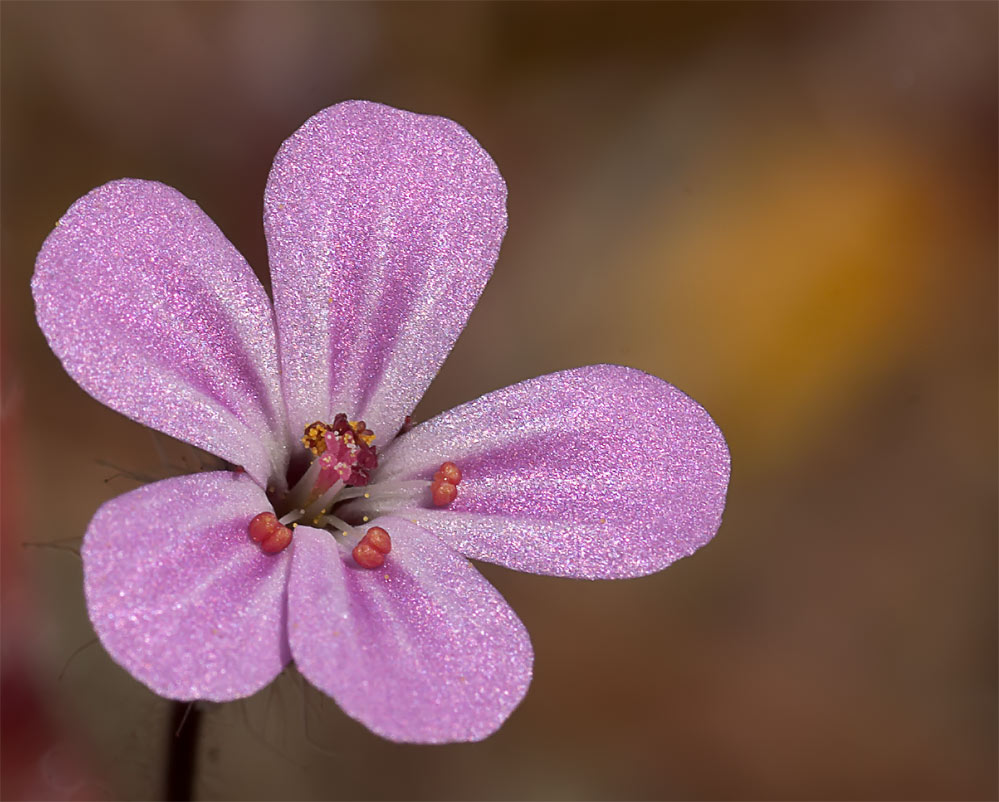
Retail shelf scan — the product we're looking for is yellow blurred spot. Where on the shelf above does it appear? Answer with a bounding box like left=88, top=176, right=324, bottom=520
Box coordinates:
left=614, top=136, right=937, bottom=465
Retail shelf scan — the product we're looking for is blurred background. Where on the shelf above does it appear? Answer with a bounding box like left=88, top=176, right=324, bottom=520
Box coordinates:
left=2, top=2, right=996, bottom=800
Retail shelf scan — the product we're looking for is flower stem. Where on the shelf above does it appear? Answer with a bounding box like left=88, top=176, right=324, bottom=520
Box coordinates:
left=166, top=700, right=201, bottom=801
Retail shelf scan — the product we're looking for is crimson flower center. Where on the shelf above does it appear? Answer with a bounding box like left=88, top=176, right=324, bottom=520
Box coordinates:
left=246, top=414, right=463, bottom=564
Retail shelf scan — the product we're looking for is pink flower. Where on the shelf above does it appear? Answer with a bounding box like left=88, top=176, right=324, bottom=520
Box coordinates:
left=32, top=101, right=730, bottom=743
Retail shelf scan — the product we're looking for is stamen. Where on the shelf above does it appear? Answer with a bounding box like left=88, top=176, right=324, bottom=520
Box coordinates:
left=248, top=512, right=281, bottom=543
left=352, top=526, right=392, bottom=569
left=352, top=541, right=383, bottom=568
left=316, top=512, right=353, bottom=532
left=364, top=526, right=392, bottom=555
left=247, top=512, right=293, bottom=555
left=301, top=421, right=331, bottom=455
left=260, top=526, right=292, bottom=554
left=302, top=480, right=344, bottom=523
left=334, top=479, right=429, bottom=502
left=431, top=480, right=458, bottom=507
left=264, top=416, right=391, bottom=546
left=430, top=461, right=463, bottom=507
left=349, top=419, right=376, bottom=447
left=435, top=462, right=462, bottom=485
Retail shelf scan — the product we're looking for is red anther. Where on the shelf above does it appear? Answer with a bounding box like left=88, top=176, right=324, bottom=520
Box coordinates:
left=248, top=512, right=281, bottom=543
left=364, top=526, right=392, bottom=555
left=436, top=462, right=462, bottom=485
left=260, top=525, right=293, bottom=554
left=431, top=479, right=458, bottom=507
left=352, top=540, right=385, bottom=569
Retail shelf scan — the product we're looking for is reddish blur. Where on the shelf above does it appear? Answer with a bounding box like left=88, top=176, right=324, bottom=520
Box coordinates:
left=2, top=3, right=996, bottom=800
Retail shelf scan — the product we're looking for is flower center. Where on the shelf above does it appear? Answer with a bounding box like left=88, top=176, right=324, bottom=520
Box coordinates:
left=246, top=415, right=462, bottom=566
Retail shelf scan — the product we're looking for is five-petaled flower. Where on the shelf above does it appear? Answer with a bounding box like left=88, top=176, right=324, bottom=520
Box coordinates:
left=32, top=101, right=730, bottom=743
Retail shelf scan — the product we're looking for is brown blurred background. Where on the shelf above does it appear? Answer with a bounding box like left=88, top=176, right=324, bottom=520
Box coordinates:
left=2, top=2, right=996, bottom=800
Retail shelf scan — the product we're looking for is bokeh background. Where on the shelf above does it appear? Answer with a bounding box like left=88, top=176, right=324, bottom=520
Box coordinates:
left=2, top=2, right=996, bottom=800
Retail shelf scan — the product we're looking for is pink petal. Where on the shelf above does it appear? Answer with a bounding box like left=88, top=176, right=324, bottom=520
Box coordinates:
left=287, top=518, right=532, bottom=743
left=264, top=101, right=506, bottom=441
left=83, top=472, right=291, bottom=701
left=371, top=365, right=730, bottom=579
left=33, top=180, right=288, bottom=485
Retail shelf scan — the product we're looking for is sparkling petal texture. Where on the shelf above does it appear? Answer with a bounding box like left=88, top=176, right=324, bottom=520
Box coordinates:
left=35, top=101, right=730, bottom=740
left=83, top=472, right=291, bottom=701
left=368, top=365, right=730, bottom=579
left=32, top=180, right=288, bottom=485
left=264, top=101, right=507, bottom=440
left=287, top=519, right=533, bottom=743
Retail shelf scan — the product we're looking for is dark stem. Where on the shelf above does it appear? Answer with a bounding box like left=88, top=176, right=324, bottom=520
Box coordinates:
left=166, top=701, right=202, bottom=801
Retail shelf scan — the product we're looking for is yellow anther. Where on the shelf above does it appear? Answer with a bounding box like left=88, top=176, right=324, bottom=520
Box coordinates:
left=302, top=421, right=330, bottom=455
left=349, top=420, right=376, bottom=445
